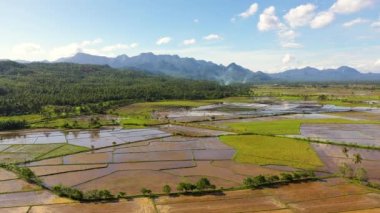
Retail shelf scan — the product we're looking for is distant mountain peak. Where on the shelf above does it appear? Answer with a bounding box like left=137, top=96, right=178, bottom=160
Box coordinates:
left=54, top=52, right=374, bottom=83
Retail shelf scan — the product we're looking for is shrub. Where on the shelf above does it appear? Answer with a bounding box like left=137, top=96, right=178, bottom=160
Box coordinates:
left=339, top=163, right=353, bottom=178
left=195, top=178, right=215, bottom=191
left=266, top=175, right=279, bottom=183
left=0, top=120, right=28, bottom=130
left=52, top=185, right=83, bottom=200
left=176, top=182, right=196, bottom=192
left=140, top=188, right=152, bottom=196
left=117, top=192, right=126, bottom=198
left=83, top=189, right=114, bottom=200
left=355, top=168, right=368, bottom=182
left=280, top=173, right=293, bottom=181
left=162, top=185, right=171, bottom=195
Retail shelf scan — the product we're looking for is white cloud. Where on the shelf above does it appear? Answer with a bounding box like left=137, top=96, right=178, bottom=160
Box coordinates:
left=371, top=21, right=380, bottom=28
left=278, top=29, right=303, bottom=48
left=183, top=38, right=196, bottom=46
left=238, top=3, right=259, bottom=19
left=257, top=6, right=282, bottom=31
left=284, top=4, right=316, bottom=28
left=343, top=18, right=369, bottom=27
left=10, top=42, right=45, bottom=61
left=156, top=37, right=172, bottom=45
left=282, top=53, right=296, bottom=64
left=193, top=19, right=199, bottom=23
left=12, top=43, right=43, bottom=56
left=49, top=38, right=103, bottom=60
left=203, top=34, right=222, bottom=41
left=102, top=43, right=139, bottom=52
left=281, top=42, right=303, bottom=49
left=331, top=0, right=373, bottom=14
left=310, top=11, right=335, bottom=29
left=130, top=43, right=139, bottom=48
left=375, top=59, right=380, bottom=68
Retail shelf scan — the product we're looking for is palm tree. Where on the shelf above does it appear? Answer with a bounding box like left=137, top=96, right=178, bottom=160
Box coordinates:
left=342, top=147, right=349, bottom=158
left=353, top=153, right=362, bottom=164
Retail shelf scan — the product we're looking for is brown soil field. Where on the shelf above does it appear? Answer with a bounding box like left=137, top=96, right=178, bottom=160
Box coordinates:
left=342, top=208, right=380, bottom=213
left=193, top=149, right=235, bottom=160
left=0, top=168, right=17, bottom=181
left=62, top=152, right=113, bottom=164
left=211, top=160, right=281, bottom=177
left=0, top=179, right=40, bottom=193
left=288, top=193, right=380, bottom=213
left=29, top=164, right=108, bottom=176
left=155, top=190, right=286, bottom=213
left=113, top=150, right=193, bottom=162
left=41, top=167, right=114, bottom=187
left=262, top=180, right=368, bottom=203
left=155, top=178, right=379, bottom=213
left=75, top=170, right=185, bottom=194
left=0, top=190, right=72, bottom=208
left=164, top=161, right=244, bottom=183
left=29, top=198, right=155, bottom=213
left=0, top=206, right=30, bottom=213
left=108, top=161, right=196, bottom=171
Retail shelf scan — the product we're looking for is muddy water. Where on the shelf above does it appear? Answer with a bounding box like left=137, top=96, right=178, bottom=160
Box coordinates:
left=302, top=124, right=380, bottom=147
left=312, top=143, right=380, bottom=183
left=165, top=102, right=375, bottom=122
left=0, top=128, right=170, bottom=148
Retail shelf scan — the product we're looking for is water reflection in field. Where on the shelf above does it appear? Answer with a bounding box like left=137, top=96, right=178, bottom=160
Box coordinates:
left=0, top=128, right=170, bottom=148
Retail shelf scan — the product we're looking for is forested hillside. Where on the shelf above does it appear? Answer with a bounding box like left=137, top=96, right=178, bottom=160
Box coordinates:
left=0, top=61, right=249, bottom=115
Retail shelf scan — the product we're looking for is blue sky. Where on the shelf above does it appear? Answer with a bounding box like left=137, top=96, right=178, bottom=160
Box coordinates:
left=0, top=0, right=380, bottom=72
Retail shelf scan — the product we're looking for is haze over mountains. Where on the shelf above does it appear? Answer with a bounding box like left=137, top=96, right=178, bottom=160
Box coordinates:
left=10, top=52, right=380, bottom=84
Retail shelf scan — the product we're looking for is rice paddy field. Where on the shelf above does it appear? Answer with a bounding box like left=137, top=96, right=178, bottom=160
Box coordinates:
left=1, top=86, right=380, bottom=212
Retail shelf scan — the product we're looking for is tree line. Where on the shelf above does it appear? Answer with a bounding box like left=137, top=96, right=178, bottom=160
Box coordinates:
left=0, top=61, right=249, bottom=115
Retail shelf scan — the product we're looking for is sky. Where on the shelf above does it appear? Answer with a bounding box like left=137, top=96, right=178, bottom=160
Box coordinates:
left=0, top=0, right=380, bottom=73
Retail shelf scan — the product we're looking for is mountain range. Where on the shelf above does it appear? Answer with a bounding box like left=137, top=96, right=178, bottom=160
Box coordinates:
left=17, top=52, right=380, bottom=83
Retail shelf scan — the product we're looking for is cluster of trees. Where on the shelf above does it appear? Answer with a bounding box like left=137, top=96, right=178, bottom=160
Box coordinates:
left=176, top=178, right=216, bottom=192
left=0, top=163, right=42, bottom=185
left=52, top=185, right=122, bottom=201
left=339, top=148, right=368, bottom=182
left=243, top=171, right=316, bottom=189
left=0, top=61, right=249, bottom=115
left=0, top=120, right=28, bottom=130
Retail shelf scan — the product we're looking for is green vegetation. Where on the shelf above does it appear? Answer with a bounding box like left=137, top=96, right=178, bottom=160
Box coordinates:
left=0, top=61, right=248, bottom=116
left=36, top=144, right=90, bottom=159
left=114, top=100, right=220, bottom=127
left=243, top=171, right=316, bottom=189
left=176, top=178, right=216, bottom=193
left=0, top=163, right=42, bottom=186
left=162, top=185, right=171, bottom=195
left=252, top=84, right=380, bottom=108
left=140, top=188, right=153, bottom=197
left=225, top=118, right=380, bottom=135
left=220, top=135, right=323, bottom=169
left=52, top=185, right=115, bottom=201
left=0, top=120, right=28, bottom=130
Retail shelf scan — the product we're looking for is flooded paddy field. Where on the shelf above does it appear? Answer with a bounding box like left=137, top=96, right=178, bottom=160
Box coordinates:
left=158, top=101, right=373, bottom=123
left=0, top=128, right=170, bottom=148
left=0, top=99, right=380, bottom=212
left=301, top=124, right=380, bottom=147
left=312, top=143, right=380, bottom=183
